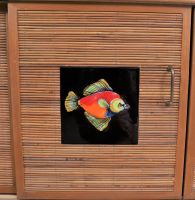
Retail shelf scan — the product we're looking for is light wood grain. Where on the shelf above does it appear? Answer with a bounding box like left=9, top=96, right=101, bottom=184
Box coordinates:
left=8, top=3, right=191, bottom=200
left=0, top=195, right=17, bottom=200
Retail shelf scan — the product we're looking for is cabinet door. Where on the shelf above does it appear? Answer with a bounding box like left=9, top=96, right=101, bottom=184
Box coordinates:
left=184, top=9, right=195, bottom=200
left=8, top=3, right=191, bottom=200
left=0, top=5, right=15, bottom=194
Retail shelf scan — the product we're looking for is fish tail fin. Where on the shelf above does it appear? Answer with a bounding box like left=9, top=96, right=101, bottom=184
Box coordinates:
left=65, top=91, right=79, bottom=112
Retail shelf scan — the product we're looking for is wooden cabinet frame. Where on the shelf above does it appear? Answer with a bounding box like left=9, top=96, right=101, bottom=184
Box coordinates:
left=184, top=9, right=195, bottom=200
left=8, top=3, right=191, bottom=199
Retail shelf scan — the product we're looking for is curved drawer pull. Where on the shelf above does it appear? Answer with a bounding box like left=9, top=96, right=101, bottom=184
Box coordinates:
left=165, top=66, right=175, bottom=106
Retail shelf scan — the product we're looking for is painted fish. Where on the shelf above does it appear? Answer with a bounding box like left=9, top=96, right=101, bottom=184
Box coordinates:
left=65, top=79, right=130, bottom=131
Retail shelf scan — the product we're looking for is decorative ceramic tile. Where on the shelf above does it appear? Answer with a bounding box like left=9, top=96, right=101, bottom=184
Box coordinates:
left=61, top=68, right=139, bottom=144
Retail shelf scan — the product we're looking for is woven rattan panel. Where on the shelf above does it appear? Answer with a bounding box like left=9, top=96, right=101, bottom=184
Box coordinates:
left=14, top=5, right=189, bottom=196
left=0, top=11, right=15, bottom=193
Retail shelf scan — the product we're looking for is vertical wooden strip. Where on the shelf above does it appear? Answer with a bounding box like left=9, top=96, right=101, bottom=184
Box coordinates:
left=193, top=168, right=195, bottom=191
left=183, top=9, right=195, bottom=200
left=8, top=3, right=24, bottom=197
left=174, top=7, right=191, bottom=195
left=0, top=5, right=15, bottom=194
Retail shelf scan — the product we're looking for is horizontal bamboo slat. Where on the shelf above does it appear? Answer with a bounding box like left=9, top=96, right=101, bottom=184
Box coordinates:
left=0, top=11, right=15, bottom=192
left=15, top=6, right=187, bottom=195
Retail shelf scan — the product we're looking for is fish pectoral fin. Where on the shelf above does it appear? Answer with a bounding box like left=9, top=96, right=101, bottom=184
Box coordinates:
left=98, top=99, right=109, bottom=108
left=84, top=112, right=111, bottom=132
left=83, top=79, right=113, bottom=96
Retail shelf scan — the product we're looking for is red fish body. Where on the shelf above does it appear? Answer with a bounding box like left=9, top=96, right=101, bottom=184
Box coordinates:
left=79, top=91, right=120, bottom=119
left=65, top=79, right=129, bottom=131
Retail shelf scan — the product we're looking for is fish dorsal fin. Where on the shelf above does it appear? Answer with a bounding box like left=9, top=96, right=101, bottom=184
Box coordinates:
left=83, top=79, right=112, bottom=96
left=84, top=112, right=111, bottom=132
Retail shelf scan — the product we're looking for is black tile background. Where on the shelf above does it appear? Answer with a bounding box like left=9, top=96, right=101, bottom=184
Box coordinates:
left=60, top=67, right=139, bottom=144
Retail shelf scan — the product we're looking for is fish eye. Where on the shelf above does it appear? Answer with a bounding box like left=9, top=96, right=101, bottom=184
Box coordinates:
left=118, top=103, right=122, bottom=107
left=110, top=98, right=125, bottom=113
left=118, top=103, right=124, bottom=108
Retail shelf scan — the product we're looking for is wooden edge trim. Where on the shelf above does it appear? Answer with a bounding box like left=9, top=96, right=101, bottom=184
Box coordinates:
left=8, top=3, right=25, bottom=198
left=20, top=191, right=183, bottom=200
left=8, top=2, right=191, bottom=13
left=174, top=6, right=192, bottom=196
left=4, top=0, right=195, bottom=6
left=183, top=9, right=195, bottom=200
left=6, top=9, right=17, bottom=195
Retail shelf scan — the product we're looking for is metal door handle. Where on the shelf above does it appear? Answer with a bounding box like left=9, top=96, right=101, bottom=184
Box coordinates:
left=165, top=66, right=174, bottom=106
